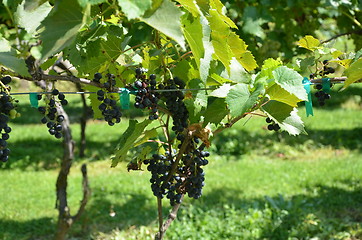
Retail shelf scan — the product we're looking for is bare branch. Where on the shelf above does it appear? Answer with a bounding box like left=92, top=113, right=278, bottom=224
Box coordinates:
left=321, top=30, right=362, bottom=44
left=155, top=195, right=184, bottom=240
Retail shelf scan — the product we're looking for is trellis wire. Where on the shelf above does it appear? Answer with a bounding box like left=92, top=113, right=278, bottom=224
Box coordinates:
left=4, top=77, right=360, bottom=96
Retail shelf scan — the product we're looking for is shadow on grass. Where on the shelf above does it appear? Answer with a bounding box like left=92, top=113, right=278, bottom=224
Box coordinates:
left=0, top=217, right=55, bottom=240
left=212, top=127, right=362, bottom=157
left=2, top=125, right=361, bottom=170
left=193, top=179, right=362, bottom=239
left=1, top=179, right=360, bottom=239
left=1, top=137, right=121, bottom=170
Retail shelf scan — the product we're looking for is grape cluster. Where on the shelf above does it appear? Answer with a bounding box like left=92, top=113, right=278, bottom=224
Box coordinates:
left=182, top=140, right=208, bottom=200
left=320, top=60, right=335, bottom=76
left=0, top=76, right=19, bottom=162
left=314, top=84, right=331, bottom=106
left=266, top=117, right=280, bottom=131
left=160, top=77, right=188, bottom=134
left=96, top=89, right=122, bottom=126
left=93, top=72, right=117, bottom=90
left=94, top=72, right=123, bottom=126
left=144, top=137, right=210, bottom=206
left=37, top=89, right=68, bottom=139
left=133, top=69, right=160, bottom=120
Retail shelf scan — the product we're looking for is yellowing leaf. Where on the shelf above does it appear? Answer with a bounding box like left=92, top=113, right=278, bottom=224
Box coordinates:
left=344, top=58, right=362, bottom=89
left=333, top=59, right=353, bottom=68
left=331, top=50, right=343, bottom=58
left=297, top=35, right=320, bottom=51
left=227, top=32, right=257, bottom=71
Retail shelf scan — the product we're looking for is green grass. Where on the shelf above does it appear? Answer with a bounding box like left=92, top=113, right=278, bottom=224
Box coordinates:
left=0, top=85, right=361, bottom=239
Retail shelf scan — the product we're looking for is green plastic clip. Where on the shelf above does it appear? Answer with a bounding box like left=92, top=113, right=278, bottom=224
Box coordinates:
left=29, top=93, right=39, bottom=108
left=322, top=78, right=331, bottom=93
left=302, top=77, right=314, bottom=117
left=120, top=88, right=130, bottom=109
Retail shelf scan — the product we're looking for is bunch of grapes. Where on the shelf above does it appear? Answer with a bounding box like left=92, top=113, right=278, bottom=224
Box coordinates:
left=133, top=68, right=160, bottom=120
left=37, top=88, right=68, bottom=139
left=93, top=72, right=123, bottom=126
left=0, top=76, right=19, bottom=162
left=265, top=117, right=280, bottom=131
left=320, top=60, right=335, bottom=76
left=143, top=137, right=210, bottom=206
left=160, top=77, right=188, bottom=134
left=314, top=84, right=331, bottom=106
left=96, top=89, right=122, bottom=126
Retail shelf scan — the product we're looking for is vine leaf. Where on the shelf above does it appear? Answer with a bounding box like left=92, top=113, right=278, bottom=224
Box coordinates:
left=0, top=38, right=30, bottom=77
left=134, top=128, right=158, bottom=147
left=227, top=32, right=257, bottom=72
left=225, top=82, right=263, bottom=117
left=183, top=16, right=204, bottom=69
left=208, top=9, right=232, bottom=72
left=266, top=84, right=302, bottom=107
left=177, top=0, right=200, bottom=17
left=141, top=0, right=185, bottom=50
left=210, top=0, right=237, bottom=29
left=199, top=15, right=214, bottom=83
left=262, top=100, right=306, bottom=135
left=15, top=1, right=52, bottom=34
left=344, top=58, right=362, bottom=89
left=209, top=83, right=232, bottom=98
left=203, top=97, right=228, bottom=126
left=118, top=0, right=152, bottom=19
left=258, top=58, right=283, bottom=80
left=297, top=35, right=320, bottom=51
left=39, top=0, right=89, bottom=61
left=111, top=119, right=152, bottom=167
left=272, top=66, right=307, bottom=101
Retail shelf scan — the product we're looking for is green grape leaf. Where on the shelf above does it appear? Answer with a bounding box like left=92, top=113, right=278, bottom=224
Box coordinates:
left=86, top=85, right=103, bottom=118
left=189, top=78, right=208, bottom=113
left=296, top=56, right=315, bottom=72
left=77, top=0, right=107, bottom=7
left=133, top=145, right=153, bottom=168
left=203, top=97, right=228, bottom=126
left=199, top=15, right=214, bottom=83
left=0, top=39, right=30, bottom=77
left=23, top=0, right=48, bottom=11
left=344, top=58, right=362, bottom=89
left=258, top=58, right=283, bottom=80
left=141, top=0, right=185, bottom=50
left=266, top=84, right=301, bottom=107
left=262, top=100, right=306, bottom=135
left=210, top=0, right=237, bottom=28
left=111, top=119, right=152, bottom=167
left=226, top=82, right=262, bottom=117
left=118, top=0, right=152, bottom=19
left=177, top=0, right=200, bottom=17
left=272, top=66, right=307, bottom=101
left=15, top=1, right=52, bottom=34
left=297, top=35, right=320, bottom=51
left=208, top=9, right=232, bottom=72
left=39, top=0, right=89, bottom=61
left=183, top=16, right=204, bottom=68
left=227, top=32, right=257, bottom=72
left=134, top=128, right=159, bottom=147
left=173, top=59, right=198, bottom=84
left=209, top=83, right=232, bottom=98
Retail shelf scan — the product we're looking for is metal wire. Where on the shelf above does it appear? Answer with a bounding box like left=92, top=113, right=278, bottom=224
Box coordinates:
left=7, top=87, right=217, bottom=96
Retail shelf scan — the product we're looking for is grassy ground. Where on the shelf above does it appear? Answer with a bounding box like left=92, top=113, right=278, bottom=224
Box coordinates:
left=0, top=84, right=361, bottom=239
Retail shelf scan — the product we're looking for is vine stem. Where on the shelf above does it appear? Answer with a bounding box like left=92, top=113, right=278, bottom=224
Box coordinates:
left=155, top=195, right=184, bottom=240
left=157, top=197, right=163, bottom=234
